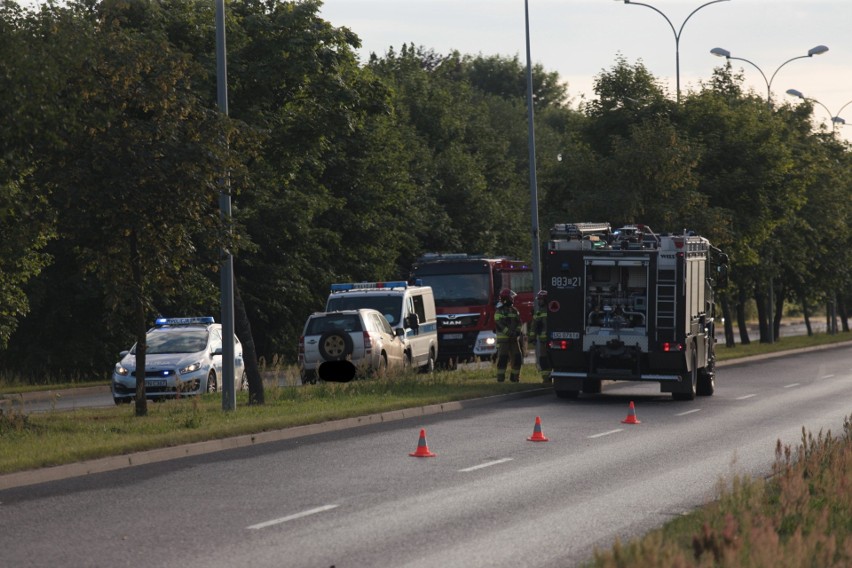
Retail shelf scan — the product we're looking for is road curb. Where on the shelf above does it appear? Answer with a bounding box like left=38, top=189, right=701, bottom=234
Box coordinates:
left=0, top=388, right=549, bottom=491
left=716, top=339, right=852, bottom=367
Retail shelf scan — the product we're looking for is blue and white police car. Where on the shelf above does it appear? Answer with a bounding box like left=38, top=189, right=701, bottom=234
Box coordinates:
left=111, top=317, right=246, bottom=404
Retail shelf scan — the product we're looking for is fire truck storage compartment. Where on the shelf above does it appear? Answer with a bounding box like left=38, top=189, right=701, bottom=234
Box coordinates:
left=584, top=258, right=649, bottom=341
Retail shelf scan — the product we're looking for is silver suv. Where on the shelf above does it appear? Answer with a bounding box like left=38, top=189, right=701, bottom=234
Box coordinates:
left=299, top=309, right=406, bottom=383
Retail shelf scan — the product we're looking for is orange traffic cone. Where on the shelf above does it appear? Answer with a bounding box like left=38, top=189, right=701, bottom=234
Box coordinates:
left=527, top=416, right=550, bottom=442
left=409, top=428, right=437, bottom=457
left=621, top=401, right=641, bottom=424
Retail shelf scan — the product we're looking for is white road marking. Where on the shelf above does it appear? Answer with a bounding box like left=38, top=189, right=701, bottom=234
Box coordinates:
left=247, top=504, right=339, bottom=530
left=676, top=409, right=701, bottom=416
left=784, top=383, right=800, bottom=388
left=459, top=458, right=514, bottom=472
left=587, top=429, right=623, bottom=439
left=821, top=374, right=835, bottom=380
left=736, top=394, right=756, bottom=400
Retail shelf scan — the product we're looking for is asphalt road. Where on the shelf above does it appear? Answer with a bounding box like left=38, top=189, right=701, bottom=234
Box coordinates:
left=2, top=344, right=851, bottom=567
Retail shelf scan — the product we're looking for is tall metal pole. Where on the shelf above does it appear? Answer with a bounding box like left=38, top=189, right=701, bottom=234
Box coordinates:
left=216, top=0, right=235, bottom=410
left=620, top=0, right=730, bottom=104
left=524, top=0, right=541, bottom=293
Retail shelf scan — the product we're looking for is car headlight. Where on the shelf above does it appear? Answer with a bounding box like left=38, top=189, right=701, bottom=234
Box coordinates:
left=114, top=364, right=129, bottom=376
left=179, top=361, right=202, bottom=375
left=484, top=337, right=496, bottom=346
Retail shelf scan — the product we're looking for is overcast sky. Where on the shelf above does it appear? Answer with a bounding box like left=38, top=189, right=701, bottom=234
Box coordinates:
left=319, top=0, right=852, bottom=141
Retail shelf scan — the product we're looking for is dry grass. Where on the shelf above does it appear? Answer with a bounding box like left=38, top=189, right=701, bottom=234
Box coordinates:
left=589, top=418, right=852, bottom=567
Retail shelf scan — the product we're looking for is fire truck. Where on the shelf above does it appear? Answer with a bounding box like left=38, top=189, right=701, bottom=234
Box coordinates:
left=410, top=254, right=534, bottom=367
left=543, top=223, right=728, bottom=400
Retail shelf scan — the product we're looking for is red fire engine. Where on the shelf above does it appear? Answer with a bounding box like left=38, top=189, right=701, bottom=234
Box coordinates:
left=410, top=254, right=534, bottom=367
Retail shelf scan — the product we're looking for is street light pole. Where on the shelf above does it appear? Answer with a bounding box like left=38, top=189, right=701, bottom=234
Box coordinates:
left=215, top=0, right=236, bottom=411
left=524, top=0, right=541, bottom=294
left=618, top=0, right=731, bottom=104
left=710, top=45, right=829, bottom=106
left=786, top=89, right=852, bottom=131
left=709, top=45, right=828, bottom=343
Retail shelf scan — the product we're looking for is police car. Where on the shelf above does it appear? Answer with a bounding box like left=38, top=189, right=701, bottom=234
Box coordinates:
left=111, top=317, right=246, bottom=404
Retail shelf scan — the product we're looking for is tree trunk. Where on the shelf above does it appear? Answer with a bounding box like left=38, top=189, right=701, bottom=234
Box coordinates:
left=840, top=296, right=849, bottom=333
left=130, top=230, right=148, bottom=417
left=736, top=288, right=750, bottom=345
left=754, top=288, right=769, bottom=344
left=234, top=278, right=264, bottom=405
left=773, top=282, right=784, bottom=340
left=801, top=295, right=813, bottom=337
left=754, top=288, right=772, bottom=343
left=721, top=296, right=735, bottom=347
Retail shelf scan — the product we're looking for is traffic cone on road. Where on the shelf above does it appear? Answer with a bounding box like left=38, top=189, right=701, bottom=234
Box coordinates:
left=527, top=416, right=550, bottom=442
left=409, top=428, right=437, bottom=457
left=621, top=401, right=641, bottom=424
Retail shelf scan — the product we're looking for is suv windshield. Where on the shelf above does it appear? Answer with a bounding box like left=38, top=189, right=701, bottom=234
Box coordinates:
left=326, top=296, right=402, bottom=324
left=306, top=314, right=364, bottom=336
left=132, top=329, right=209, bottom=355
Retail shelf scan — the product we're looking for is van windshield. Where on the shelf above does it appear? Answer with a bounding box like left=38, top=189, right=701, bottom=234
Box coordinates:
left=326, top=296, right=403, bottom=325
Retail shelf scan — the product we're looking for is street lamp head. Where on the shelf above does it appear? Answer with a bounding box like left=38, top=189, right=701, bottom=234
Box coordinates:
left=786, top=88, right=805, bottom=99
left=710, top=47, right=731, bottom=59
left=807, top=45, right=829, bottom=56
left=833, top=116, right=846, bottom=125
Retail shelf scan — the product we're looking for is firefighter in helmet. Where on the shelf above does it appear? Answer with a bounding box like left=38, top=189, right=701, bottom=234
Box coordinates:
left=533, top=289, right=552, bottom=383
left=494, top=288, right=523, bottom=382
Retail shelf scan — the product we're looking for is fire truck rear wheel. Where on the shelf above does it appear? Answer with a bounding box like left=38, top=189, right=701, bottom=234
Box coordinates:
left=697, top=355, right=715, bottom=396
left=673, top=345, right=698, bottom=401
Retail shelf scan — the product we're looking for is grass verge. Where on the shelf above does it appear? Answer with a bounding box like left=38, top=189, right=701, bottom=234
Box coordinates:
left=0, top=367, right=543, bottom=474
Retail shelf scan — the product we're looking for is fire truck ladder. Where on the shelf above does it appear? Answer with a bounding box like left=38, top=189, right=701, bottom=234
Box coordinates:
left=655, top=268, right=677, bottom=341
left=549, top=222, right=611, bottom=241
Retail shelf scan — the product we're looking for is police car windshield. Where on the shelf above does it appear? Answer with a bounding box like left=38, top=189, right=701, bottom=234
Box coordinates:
left=132, top=329, right=209, bottom=355
left=326, top=297, right=402, bottom=324
left=416, top=274, right=489, bottom=307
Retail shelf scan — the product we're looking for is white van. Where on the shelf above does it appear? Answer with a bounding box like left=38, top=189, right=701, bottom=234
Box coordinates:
left=325, top=281, right=438, bottom=372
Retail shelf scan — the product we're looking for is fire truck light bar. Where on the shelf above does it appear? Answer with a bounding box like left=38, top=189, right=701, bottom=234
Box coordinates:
left=330, top=281, right=409, bottom=292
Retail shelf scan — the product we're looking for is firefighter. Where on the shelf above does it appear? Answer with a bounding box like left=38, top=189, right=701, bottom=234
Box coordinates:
left=495, top=288, right=523, bottom=382
left=533, top=290, right=552, bottom=383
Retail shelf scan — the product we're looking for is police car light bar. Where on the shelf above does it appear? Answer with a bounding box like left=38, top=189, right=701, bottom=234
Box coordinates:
left=155, top=316, right=215, bottom=326
left=330, top=281, right=409, bottom=292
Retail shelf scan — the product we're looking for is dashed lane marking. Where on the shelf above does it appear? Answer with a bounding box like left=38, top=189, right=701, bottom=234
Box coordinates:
left=587, top=429, right=623, bottom=439
left=459, top=458, right=514, bottom=472
left=676, top=409, right=701, bottom=416
left=247, top=504, right=339, bottom=530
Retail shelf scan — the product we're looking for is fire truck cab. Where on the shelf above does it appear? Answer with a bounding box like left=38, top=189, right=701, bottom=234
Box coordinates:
left=411, top=254, right=534, bottom=367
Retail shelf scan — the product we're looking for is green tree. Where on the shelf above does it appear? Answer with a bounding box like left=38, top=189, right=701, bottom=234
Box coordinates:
left=679, top=66, right=809, bottom=342
left=0, top=2, right=57, bottom=348
left=39, top=1, right=247, bottom=414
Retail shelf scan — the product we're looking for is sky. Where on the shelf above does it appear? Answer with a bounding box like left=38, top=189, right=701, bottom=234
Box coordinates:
left=319, top=0, right=852, bottom=142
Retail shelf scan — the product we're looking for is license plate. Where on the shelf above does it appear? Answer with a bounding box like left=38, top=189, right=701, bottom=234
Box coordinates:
left=443, top=333, right=464, bottom=340
left=145, top=379, right=168, bottom=387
